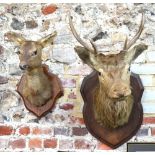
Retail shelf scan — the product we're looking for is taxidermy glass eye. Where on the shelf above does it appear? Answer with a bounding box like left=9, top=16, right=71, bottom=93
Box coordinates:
left=98, top=71, right=101, bottom=76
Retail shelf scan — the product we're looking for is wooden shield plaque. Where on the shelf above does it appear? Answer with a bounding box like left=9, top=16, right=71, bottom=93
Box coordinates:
left=17, top=65, right=63, bottom=118
left=81, top=71, right=144, bottom=149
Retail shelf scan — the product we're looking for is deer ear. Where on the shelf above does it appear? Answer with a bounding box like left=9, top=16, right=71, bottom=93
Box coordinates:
left=74, top=46, right=94, bottom=67
left=74, top=46, right=89, bottom=63
left=132, top=43, right=148, bottom=61
left=38, top=31, right=57, bottom=48
left=5, top=32, right=25, bottom=45
left=126, top=43, right=148, bottom=64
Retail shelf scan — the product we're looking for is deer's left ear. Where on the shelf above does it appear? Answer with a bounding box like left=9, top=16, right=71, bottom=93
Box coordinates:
left=38, top=31, right=57, bottom=48
left=132, top=43, right=148, bottom=61
left=126, top=43, right=148, bottom=64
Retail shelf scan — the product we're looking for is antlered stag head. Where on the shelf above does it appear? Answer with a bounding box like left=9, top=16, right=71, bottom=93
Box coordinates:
left=69, top=13, right=148, bottom=128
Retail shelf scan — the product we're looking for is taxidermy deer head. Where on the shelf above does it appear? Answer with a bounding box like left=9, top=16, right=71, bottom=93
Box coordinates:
left=5, top=31, right=57, bottom=107
left=69, top=13, right=148, bottom=128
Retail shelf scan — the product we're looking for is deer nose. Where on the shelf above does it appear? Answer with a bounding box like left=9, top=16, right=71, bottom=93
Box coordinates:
left=19, top=64, right=28, bottom=70
left=118, top=94, right=124, bottom=98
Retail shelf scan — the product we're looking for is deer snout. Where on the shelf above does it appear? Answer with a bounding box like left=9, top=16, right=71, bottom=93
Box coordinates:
left=118, top=93, right=124, bottom=98
left=19, top=64, right=29, bottom=70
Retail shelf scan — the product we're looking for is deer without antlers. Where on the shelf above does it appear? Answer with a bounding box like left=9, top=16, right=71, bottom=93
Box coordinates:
left=5, top=31, right=57, bottom=107
left=69, top=13, right=148, bottom=128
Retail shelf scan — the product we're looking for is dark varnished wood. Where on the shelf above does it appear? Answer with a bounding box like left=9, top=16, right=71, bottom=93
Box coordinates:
left=17, top=64, right=63, bottom=118
left=81, top=71, right=144, bottom=149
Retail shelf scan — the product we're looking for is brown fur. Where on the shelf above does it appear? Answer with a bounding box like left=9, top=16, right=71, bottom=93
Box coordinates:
left=93, top=67, right=133, bottom=128
left=22, top=65, right=52, bottom=107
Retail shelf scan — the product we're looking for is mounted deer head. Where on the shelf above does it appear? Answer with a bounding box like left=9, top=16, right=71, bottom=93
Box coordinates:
left=6, top=31, right=57, bottom=70
left=69, top=13, right=148, bottom=128
left=5, top=31, right=57, bottom=107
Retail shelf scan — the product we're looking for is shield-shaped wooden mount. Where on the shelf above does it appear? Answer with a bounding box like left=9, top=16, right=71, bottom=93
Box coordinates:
left=17, top=64, right=63, bottom=118
left=81, top=71, right=144, bottom=149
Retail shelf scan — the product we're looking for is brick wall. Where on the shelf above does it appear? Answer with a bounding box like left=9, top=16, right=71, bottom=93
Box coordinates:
left=0, top=3, right=155, bottom=152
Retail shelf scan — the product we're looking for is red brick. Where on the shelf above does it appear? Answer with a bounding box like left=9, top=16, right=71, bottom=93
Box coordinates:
left=42, top=4, right=58, bottom=15
left=59, top=103, right=74, bottom=111
left=74, top=139, right=94, bottom=150
left=19, top=126, right=30, bottom=135
left=32, top=127, right=42, bottom=134
left=9, top=139, right=26, bottom=149
left=68, top=92, right=77, bottom=99
left=0, top=126, right=13, bottom=135
left=32, top=127, right=52, bottom=135
left=97, top=143, right=112, bottom=150
left=29, top=138, right=42, bottom=149
left=70, top=116, right=85, bottom=125
left=72, top=127, right=88, bottom=136
left=44, top=139, right=57, bottom=148
left=59, top=139, right=73, bottom=150
left=151, top=128, right=155, bottom=136
left=143, top=117, right=155, bottom=124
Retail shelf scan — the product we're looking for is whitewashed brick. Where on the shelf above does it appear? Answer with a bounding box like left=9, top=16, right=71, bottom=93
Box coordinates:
left=141, top=89, right=155, bottom=103
left=132, top=51, right=146, bottom=63
left=140, top=75, right=155, bottom=86
left=142, top=102, right=155, bottom=113
left=131, top=64, right=155, bottom=75
left=146, top=51, right=155, bottom=62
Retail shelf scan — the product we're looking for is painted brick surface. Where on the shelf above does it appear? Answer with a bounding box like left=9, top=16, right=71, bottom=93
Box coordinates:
left=0, top=3, right=155, bottom=152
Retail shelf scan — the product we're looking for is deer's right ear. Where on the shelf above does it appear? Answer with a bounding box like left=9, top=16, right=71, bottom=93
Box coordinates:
left=74, top=46, right=94, bottom=68
left=5, top=32, right=25, bottom=45
left=74, top=46, right=92, bottom=66
left=74, top=46, right=101, bottom=70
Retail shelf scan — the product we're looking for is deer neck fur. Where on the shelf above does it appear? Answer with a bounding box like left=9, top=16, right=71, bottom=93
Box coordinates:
left=23, top=65, right=52, bottom=107
left=93, top=78, right=133, bottom=129
left=26, top=66, right=44, bottom=76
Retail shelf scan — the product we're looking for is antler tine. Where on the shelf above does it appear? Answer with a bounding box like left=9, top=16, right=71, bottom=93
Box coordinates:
left=124, top=13, right=145, bottom=50
left=123, top=35, right=128, bottom=50
left=69, top=15, right=94, bottom=52
left=89, top=39, right=98, bottom=53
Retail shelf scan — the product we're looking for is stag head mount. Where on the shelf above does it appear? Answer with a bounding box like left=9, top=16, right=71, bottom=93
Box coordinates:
left=69, top=13, right=148, bottom=128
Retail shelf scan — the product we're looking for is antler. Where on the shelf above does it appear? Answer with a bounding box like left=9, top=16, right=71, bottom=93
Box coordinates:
left=123, top=13, right=145, bottom=50
left=69, top=13, right=147, bottom=69
left=69, top=15, right=97, bottom=54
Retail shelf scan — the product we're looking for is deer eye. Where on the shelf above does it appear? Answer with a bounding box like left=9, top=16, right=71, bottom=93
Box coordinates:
left=32, top=50, right=37, bottom=56
left=98, top=71, right=101, bottom=76
left=113, top=89, right=117, bottom=92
